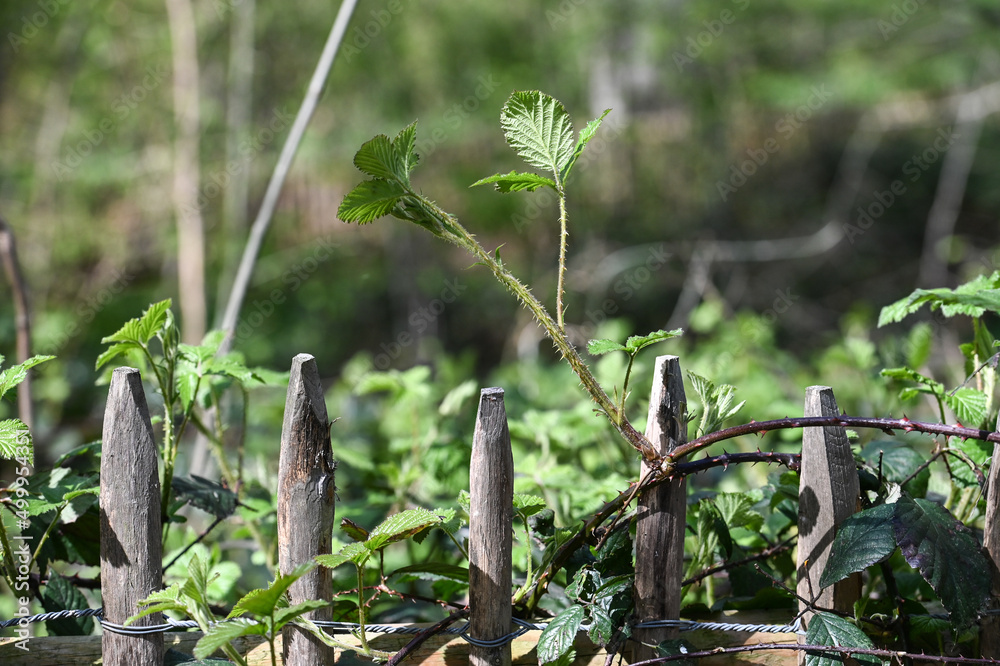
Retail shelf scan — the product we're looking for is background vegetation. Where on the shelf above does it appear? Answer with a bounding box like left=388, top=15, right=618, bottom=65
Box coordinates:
left=2, top=0, right=1000, bottom=651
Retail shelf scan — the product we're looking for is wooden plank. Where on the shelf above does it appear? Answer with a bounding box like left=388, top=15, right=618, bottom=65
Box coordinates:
left=796, top=386, right=860, bottom=662
left=981, top=436, right=1000, bottom=658
left=634, top=355, right=688, bottom=661
left=278, top=353, right=337, bottom=665
left=99, top=367, right=163, bottom=666
left=468, top=387, right=514, bottom=666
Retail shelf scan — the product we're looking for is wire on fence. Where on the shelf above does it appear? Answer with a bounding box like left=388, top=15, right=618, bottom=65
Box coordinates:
left=5, top=607, right=999, bottom=645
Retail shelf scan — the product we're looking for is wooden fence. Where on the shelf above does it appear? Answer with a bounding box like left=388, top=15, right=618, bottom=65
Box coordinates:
left=2, top=352, right=1000, bottom=665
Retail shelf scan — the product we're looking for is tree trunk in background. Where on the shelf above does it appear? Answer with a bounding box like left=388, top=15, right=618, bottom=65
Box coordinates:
left=165, top=0, right=206, bottom=344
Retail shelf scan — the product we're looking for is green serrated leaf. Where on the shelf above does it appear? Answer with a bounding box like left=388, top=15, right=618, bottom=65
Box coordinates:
left=470, top=170, right=557, bottom=193
left=804, top=612, right=883, bottom=666
left=878, top=272, right=1000, bottom=326
left=366, top=507, right=442, bottom=551
left=561, top=108, right=612, bottom=183
left=232, top=562, right=315, bottom=618
left=353, top=134, right=399, bottom=181
left=0, top=418, right=32, bottom=464
left=513, top=493, right=547, bottom=516
left=891, top=496, right=991, bottom=628
left=194, top=618, right=263, bottom=659
left=944, top=387, right=988, bottom=427
left=820, top=503, right=896, bottom=588
left=624, top=328, right=684, bottom=353
left=500, top=91, right=575, bottom=178
left=714, top=492, right=765, bottom=533
left=101, top=299, right=172, bottom=346
left=338, top=179, right=407, bottom=224
left=0, top=354, right=55, bottom=401
left=316, top=542, right=369, bottom=570
left=586, top=338, right=627, bottom=356
left=537, top=604, right=585, bottom=665
left=94, top=342, right=142, bottom=372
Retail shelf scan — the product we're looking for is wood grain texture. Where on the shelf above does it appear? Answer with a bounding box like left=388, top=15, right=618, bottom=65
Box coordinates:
left=796, top=386, right=860, bottom=663
left=981, top=439, right=1000, bottom=658
left=468, top=387, right=514, bottom=666
left=634, top=355, right=687, bottom=661
left=278, top=353, right=337, bottom=665
left=99, top=367, right=163, bottom=666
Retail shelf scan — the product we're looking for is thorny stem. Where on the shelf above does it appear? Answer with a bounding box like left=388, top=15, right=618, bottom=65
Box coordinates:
left=556, top=184, right=568, bottom=332
left=669, top=415, right=1000, bottom=465
left=414, top=193, right=658, bottom=460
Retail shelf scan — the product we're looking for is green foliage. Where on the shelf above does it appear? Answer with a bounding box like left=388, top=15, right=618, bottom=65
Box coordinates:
left=878, top=271, right=1000, bottom=326
left=804, top=612, right=884, bottom=666
left=821, top=493, right=991, bottom=629
left=686, top=371, right=746, bottom=439
left=0, top=353, right=54, bottom=463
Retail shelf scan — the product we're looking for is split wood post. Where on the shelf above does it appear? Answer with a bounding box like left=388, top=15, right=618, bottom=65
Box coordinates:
left=981, top=414, right=1000, bottom=658
left=468, top=387, right=514, bottom=666
left=278, top=353, right=337, bottom=665
left=634, top=356, right=687, bottom=661
left=100, top=367, right=162, bottom=666
left=796, top=386, right=860, bottom=662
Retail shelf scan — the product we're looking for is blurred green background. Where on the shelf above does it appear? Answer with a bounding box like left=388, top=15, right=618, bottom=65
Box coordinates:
left=2, top=0, right=999, bottom=467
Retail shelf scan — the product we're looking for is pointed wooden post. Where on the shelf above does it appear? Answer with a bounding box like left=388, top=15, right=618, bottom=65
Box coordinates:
left=100, top=367, right=162, bottom=666
left=981, top=415, right=1000, bottom=658
left=796, top=386, right=860, bottom=662
left=278, top=354, right=337, bottom=665
left=634, top=356, right=687, bottom=661
left=468, top=387, right=513, bottom=666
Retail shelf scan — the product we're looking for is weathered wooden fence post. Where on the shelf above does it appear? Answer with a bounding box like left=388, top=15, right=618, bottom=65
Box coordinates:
left=981, top=415, right=1000, bottom=658
left=468, top=387, right=514, bottom=666
left=100, top=367, right=163, bottom=666
left=278, top=353, right=337, bottom=665
left=796, top=386, right=860, bottom=662
left=634, top=356, right=687, bottom=661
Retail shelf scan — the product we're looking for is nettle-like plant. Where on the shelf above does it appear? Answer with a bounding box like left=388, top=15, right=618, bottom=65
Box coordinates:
left=333, top=90, right=1000, bottom=664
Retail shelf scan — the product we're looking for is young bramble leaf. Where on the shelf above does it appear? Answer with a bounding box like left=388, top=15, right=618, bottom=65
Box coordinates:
left=624, top=328, right=683, bottom=353
left=338, top=179, right=407, bottom=224
left=587, top=339, right=627, bottom=356
left=353, top=123, right=419, bottom=185
left=365, top=507, right=442, bottom=552
left=100, top=299, right=172, bottom=347
left=470, top=171, right=557, bottom=193
left=500, top=91, right=575, bottom=178
left=561, top=108, right=611, bottom=183
left=194, top=618, right=264, bottom=659
left=315, top=541, right=370, bottom=570
left=0, top=418, right=32, bottom=464
left=878, top=271, right=1000, bottom=326
left=340, top=517, right=370, bottom=542
left=513, top=493, right=546, bottom=516
left=943, top=387, right=988, bottom=427
left=0, top=354, right=55, bottom=401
